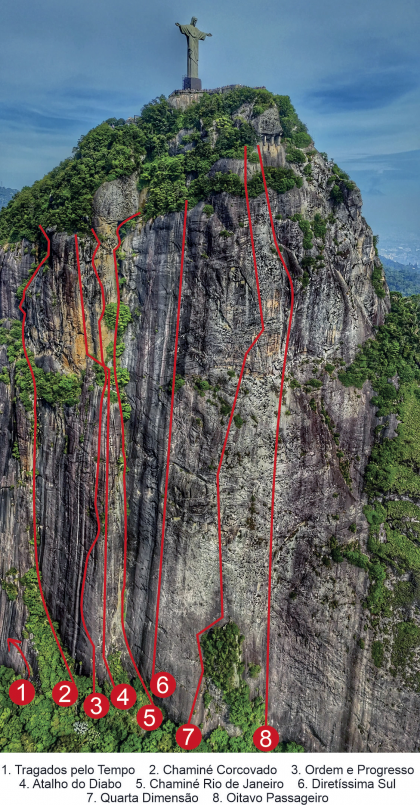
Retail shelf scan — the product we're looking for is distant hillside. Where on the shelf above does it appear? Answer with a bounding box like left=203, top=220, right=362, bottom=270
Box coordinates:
left=0, top=187, right=18, bottom=210
left=380, top=254, right=420, bottom=296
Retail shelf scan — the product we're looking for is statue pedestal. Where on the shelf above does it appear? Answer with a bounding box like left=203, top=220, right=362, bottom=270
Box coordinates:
left=183, top=77, right=202, bottom=90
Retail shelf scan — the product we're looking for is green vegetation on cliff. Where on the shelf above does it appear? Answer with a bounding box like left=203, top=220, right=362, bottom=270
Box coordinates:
left=0, top=88, right=309, bottom=245
left=337, top=293, right=420, bottom=682
left=0, top=570, right=303, bottom=752
left=0, top=319, right=81, bottom=411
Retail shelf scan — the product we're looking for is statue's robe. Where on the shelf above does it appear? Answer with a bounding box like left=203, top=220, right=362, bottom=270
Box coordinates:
left=177, top=24, right=208, bottom=78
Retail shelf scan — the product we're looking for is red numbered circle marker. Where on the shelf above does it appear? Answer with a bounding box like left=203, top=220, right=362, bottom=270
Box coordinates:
left=136, top=705, right=163, bottom=731
left=253, top=725, right=279, bottom=752
left=176, top=723, right=202, bottom=751
left=52, top=681, right=78, bottom=707
left=111, top=683, right=137, bottom=710
left=150, top=672, right=176, bottom=698
left=9, top=679, right=35, bottom=706
left=83, top=693, right=110, bottom=719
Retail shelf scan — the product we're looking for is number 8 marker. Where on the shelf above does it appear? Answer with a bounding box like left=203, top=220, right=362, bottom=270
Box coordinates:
left=175, top=723, right=202, bottom=750
left=150, top=672, right=176, bottom=698
left=253, top=725, right=279, bottom=752
left=137, top=704, right=163, bottom=731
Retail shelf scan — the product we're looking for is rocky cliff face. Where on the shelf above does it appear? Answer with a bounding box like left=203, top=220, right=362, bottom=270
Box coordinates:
left=3, top=101, right=418, bottom=753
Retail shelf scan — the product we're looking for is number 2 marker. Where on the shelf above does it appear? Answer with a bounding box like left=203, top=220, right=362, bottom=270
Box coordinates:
left=52, top=681, right=78, bottom=707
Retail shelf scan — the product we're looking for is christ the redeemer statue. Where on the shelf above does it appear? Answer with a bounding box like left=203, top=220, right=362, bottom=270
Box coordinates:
left=176, top=17, right=212, bottom=90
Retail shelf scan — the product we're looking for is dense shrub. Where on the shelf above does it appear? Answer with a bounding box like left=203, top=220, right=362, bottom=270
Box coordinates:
left=291, top=213, right=313, bottom=250
left=311, top=213, right=327, bottom=240
left=286, top=147, right=306, bottom=165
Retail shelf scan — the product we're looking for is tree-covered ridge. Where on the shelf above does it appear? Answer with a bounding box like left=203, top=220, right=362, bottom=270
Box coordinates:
left=0, top=88, right=311, bottom=245
left=0, top=569, right=303, bottom=753
left=337, top=294, right=420, bottom=681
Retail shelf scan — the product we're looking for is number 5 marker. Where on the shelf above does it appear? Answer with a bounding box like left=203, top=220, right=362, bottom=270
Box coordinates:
left=137, top=705, right=163, bottom=731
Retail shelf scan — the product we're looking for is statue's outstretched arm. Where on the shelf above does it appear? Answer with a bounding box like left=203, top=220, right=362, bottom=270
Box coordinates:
left=207, top=32, right=212, bottom=36
left=175, top=22, right=181, bottom=28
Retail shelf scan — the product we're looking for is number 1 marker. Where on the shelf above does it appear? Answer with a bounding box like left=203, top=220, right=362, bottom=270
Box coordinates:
left=9, top=679, right=35, bottom=706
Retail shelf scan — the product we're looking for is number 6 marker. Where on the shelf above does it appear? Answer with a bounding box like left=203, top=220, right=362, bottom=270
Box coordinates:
left=137, top=704, right=163, bottom=731
left=175, top=723, right=202, bottom=750
left=253, top=725, right=279, bottom=752
left=150, top=672, right=176, bottom=698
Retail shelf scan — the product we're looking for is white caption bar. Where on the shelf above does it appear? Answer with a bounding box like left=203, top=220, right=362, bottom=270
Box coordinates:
left=0, top=753, right=417, bottom=805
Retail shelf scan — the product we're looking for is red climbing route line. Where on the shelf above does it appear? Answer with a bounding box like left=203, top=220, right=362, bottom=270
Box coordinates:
left=151, top=199, right=188, bottom=678
left=75, top=233, right=114, bottom=690
left=257, top=144, right=295, bottom=725
left=7, top=638, right=31, bottom=678
left=112, top=213, right=153, bottom=704
left=19, top=225, right=75, bottom=685
left=91, top=230, right=115, bottom=689
left=188, top=146, right=266, bottom=723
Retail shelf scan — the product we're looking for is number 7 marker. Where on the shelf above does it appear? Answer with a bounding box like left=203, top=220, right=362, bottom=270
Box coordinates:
left=176, top=723, right=201, bottom=750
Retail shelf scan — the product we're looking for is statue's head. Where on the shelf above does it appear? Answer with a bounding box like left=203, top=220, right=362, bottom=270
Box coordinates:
left=191, top=16, right=198, bottom=25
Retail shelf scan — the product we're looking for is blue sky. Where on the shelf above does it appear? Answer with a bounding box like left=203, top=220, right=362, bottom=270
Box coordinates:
left=1, top=0, right=419, bottom=249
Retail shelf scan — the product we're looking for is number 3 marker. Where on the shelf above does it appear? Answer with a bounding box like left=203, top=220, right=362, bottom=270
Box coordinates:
left=176, top=723, right=202, bottom=750
left=150, top=672, right=176, bottom=698
left=83, top=692, right=110, bottom=719
left=253, top=725, right=279, bottom=752
left=137, top=705, right=163, bottom=731
left=52, top=681, right=78, bottom=707
left=9, top=679, right=35, bottom=706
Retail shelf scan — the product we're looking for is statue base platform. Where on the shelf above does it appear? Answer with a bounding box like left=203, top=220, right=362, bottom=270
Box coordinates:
left=183, top=77, right=202, bottom=90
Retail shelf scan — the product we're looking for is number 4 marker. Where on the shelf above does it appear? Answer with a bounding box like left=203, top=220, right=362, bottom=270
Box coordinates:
left=111, top=683, right=137, bottom=710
